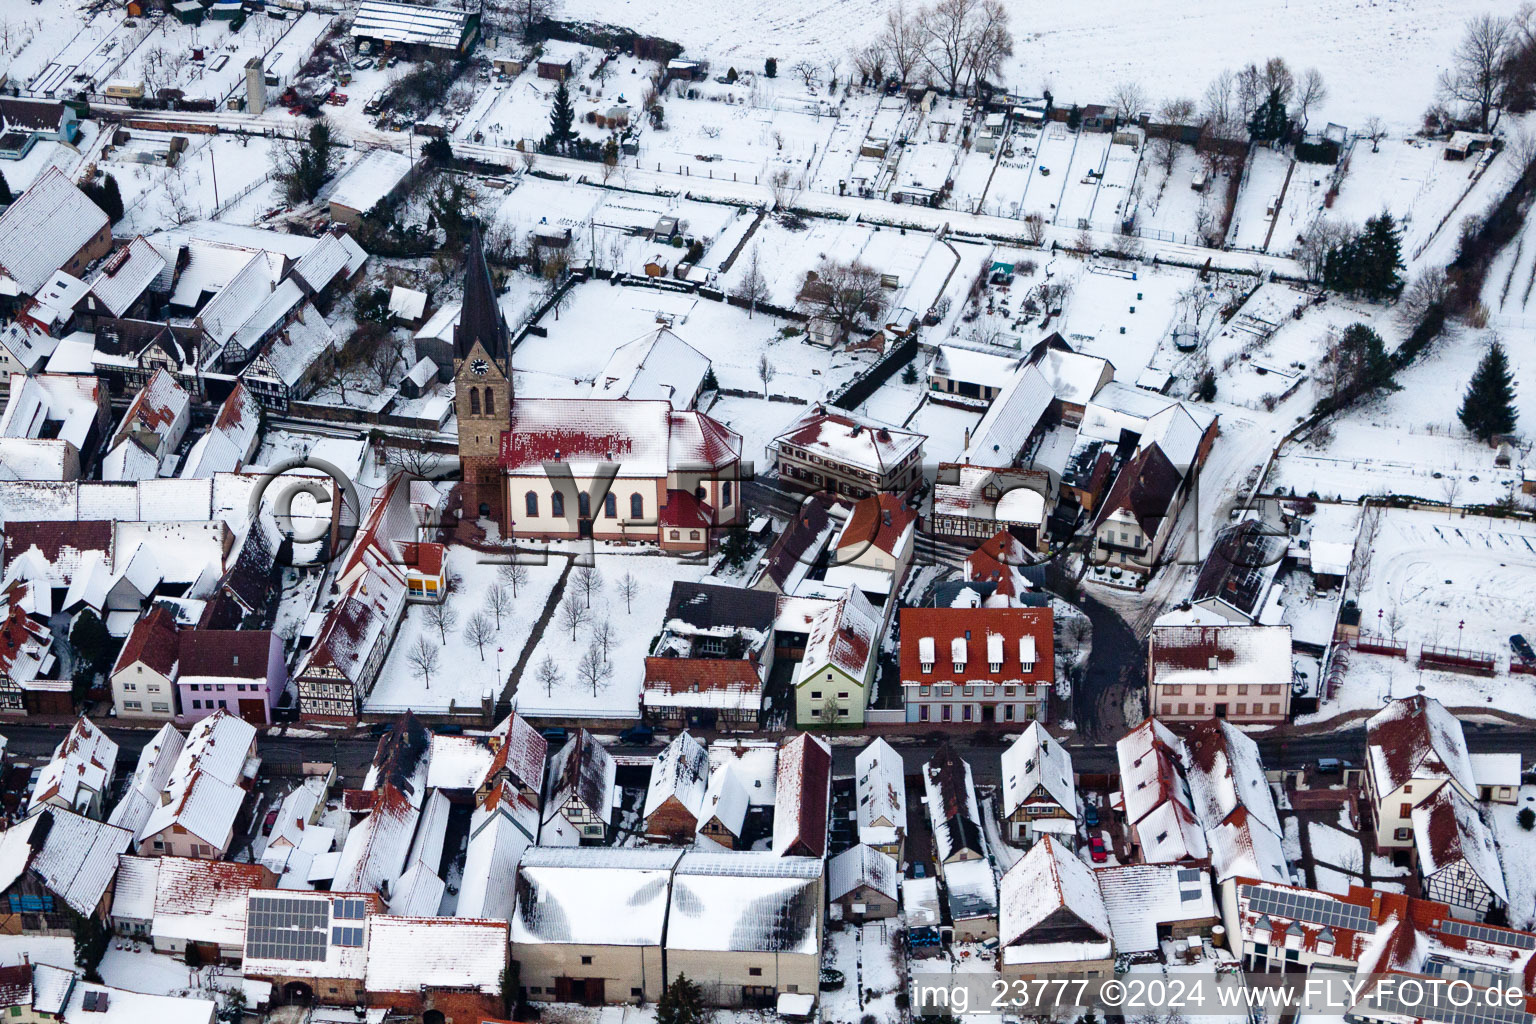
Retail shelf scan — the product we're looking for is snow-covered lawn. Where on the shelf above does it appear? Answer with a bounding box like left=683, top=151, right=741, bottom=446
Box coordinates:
left=366, top=546, right=565, bottom=714
left=1226, top=147, right=1293, bottom=252
left=822, top=922, right=904, bottom=1024
left=1487, top=785, right=1536, bottom=931
left=513, top=553, right=710, bottom=719
left=97, top=943, right=243, bottom=1000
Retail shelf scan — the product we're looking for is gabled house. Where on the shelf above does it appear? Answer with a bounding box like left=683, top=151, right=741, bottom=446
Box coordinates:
left=148, top=856, right=276, bottom=961
left=1000, top=722, right=1076, bottom=842
left=961, top=528, right=1037, bottom=605
left=175, top=629, right=285, bottom=726
left=792, top=585, right=880, bottom=726
left=999, top=835, right=1113, bottom=979
left=477, top=711, right=547, bottom=806
left=135, top=709, right=259, bottom=859
left=828, top=844, right=898, bottom=921
left=643, top=731, right=711, bottom=843
left=79, top=236, right=168, bottom=327
left=180, top=382, right=261, bottom=478
left=0, top=372, right=112, bottom=477
left=923, top=743, right=984, bottom=874
left=1114, top=718, right=1207, bottom=864
left=240, top=889, right=386, bottom=1007
left=1147, top=623, right=1294, bottom=725
left=542, top=728, right=615, bottom=844
left=101, top=369, right=190, bottom=481
left=1092, top=442, right=1187, bottom=576
left=1191, top=519, right=1287, bottom=624
left=899, top=605, right=1055, bottom=725
left=697, top=763, right=749, bottom=849
left=0, top=808, right=133, bottom=934
left=854, top=737, right=906, bottom=860
left=0, top=168, right=112, bottom=299
left=28, top=716, right=117, bottom=818
left=770, top=406, right=925, bottom=500
left=773, top=733, right=831, bottom=858
left=751, top=495, right=838, bottom=596
left=1364, top=695, right=1476, bottom=852
left=943, top=857, right=998, bottom=942
left=931, top=464, right=1051, bottom=549
left=458, top=780, right=544, bottom=920
left=106, top=723, right=185, bottom=837
left=1185, top=719, right=1289, bottom=889
left=1409, top=783, right=1507, bottom=920
left=642, top=582, right=776, bottom=732
left=362, top=915, right=509, bottom=1022
left=824, top=493, right=917, bottom=605
left=109, top=605, right=181, bottom=720
left=0, top=580, right=56, bottom=714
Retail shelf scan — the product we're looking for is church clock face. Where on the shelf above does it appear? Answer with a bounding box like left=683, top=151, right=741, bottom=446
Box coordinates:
left=470, top=358, right=490, bottom=376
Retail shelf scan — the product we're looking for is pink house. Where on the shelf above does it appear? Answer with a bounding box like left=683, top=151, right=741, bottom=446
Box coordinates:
left=176, top=630, right=286, bottom=726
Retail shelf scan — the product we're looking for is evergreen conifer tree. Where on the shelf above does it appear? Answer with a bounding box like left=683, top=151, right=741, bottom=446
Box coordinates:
left=1458, top=341, right=1518, bottom=443
left=657, top=975, right=705, bottom=1024
left=548, top=77, right=576, bottom=151
left=0, top=169, right=12, bottom=205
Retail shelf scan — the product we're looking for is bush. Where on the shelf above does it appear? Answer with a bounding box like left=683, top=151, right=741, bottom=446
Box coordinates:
left=1295, top=139, right=1339, bottom=164
left=1519, top=807, right=1535, bottom=831
left=764, top=57, right=777, bottom=78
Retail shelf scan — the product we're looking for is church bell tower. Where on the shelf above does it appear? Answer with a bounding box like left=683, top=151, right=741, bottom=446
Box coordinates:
left=453, top=225, right=512, bottom=530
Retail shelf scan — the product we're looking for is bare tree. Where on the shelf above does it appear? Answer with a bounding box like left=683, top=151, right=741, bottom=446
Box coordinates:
left=1261, top=57, right=1295, bottom=108
left=825, top=55, right=843, bottom=92
left=535, top=654, right=561, bottom=697
left=879, top=2, right=926, bottom=86
left=791, top=60, right=821, bottom=91
left=1363, top=116, right=1387, bottom=152
left=809, top=258, right=887, bottom=327
left=576, top=644, right=612, bottom=696
left=919, top=0, right=973, bottom=94
left=504, top=0, right=561, bottom=41
left=1297, top=217, right=1352, bottom=282
left=484, top=585, right=512, bottom=628
left=1111, top=81, right=1148, bottom=125
left=1441, top=474, right=1463, bottom=513
left=558, top=595, right=588, bottom=640
left=732, top=246, right=770, bottom=317
left=571, top=565, right=603, bottom=609
left=498, top=562, right=530, bottom=598
left=768, top=167, right=800, bottom=209
left=963, top=0, right=1012, bottom=94
left=424, top=601, right=457, bottom=644
left=383, top=427, right=444, bottom=479
left=1400, top=267, right=1452, bottom=323
left=1023, top=211, right=1047, bottom=246
left=852, top=42, right=888, bottom=87
left=464, top=613, right=495, bottom=660
left=617, top=572, right=640, bottom=613
left=592, top=618, right=616, bottom=661
left=1295, top=68, right=1328, bottom=132
left=1154, top=97, right=1196, bottom=171
left=758, top=351, right=777, bottom=396
left=407, top=636, right=440, bottom=688
left=1202, top=68, right=1241, bottom=143
left=1440, top=13, right=1513, bottom=132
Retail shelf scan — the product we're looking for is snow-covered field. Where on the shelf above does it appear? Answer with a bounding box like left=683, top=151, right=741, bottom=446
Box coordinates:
left=560, top=0, right=1524, bottom=131
left=514, top=552, right=710, bottom=719
left=366, top=546, right=565, bottom=714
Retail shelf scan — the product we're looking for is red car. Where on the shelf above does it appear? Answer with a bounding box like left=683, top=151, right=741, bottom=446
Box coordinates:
left=1089, top=836, right=1108, bottom=863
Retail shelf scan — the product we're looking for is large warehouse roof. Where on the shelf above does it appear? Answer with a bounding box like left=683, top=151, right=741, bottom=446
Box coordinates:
left=351, top=0, right=470, bottom=49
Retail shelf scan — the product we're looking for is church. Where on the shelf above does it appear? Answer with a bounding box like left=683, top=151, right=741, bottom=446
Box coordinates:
left=453, top=230, right=744, bottom=551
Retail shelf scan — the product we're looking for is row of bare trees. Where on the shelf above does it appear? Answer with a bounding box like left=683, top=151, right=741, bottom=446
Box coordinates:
left=1433, top=9, right=1536, bottom=135
left=849, top=0, right=1013, bottom=96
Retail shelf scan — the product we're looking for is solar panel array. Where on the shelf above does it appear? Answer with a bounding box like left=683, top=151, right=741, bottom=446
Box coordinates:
left=331, top=926, right=364, bottom=947
left=1364, top=983, right=1531, bottom=1024
left=246, top=895, right=331, bottom=962
left=1441, top=917, right=1536, bottom=950
left=332, top=897, right=367, bottom=921
left=1241, top=884, right=1376, bottom=934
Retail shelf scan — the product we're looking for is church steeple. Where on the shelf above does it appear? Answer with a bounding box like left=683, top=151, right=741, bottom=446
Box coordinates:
left=454, top=224, right=508, bottom=364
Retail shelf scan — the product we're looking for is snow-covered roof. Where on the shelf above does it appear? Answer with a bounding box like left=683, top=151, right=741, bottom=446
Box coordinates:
left=829, top=847, right=897, bottom=902
left=31, top=716, right=117, bottom=814
left=1206, top=805, right=1290, bottom=884
left=265, top=778, right=323, bottom=853
left=598, top=326, right=712, bottom=404
left=773, top=406, right=924, bottom=475
left=644, top=730, right=711, bottom=823
left=942, top=856, right=997, bottom=921
left=1410, top=784, right=1507, bottom=901
left=929, top=344, right=1020, bottom=384
left=773, top=733, right=832, bottom=857
left=1366, top=695, right=1476, bottom=798
left=1183, top=718, right=1281, bottom=836
left=501, top=398, right=738, bottom=477
left=61, top=979, right=216, bottom=1024
left=513, top=847, right=684, bottom=947
left=365, top=915, right=507, bottom=995
left=666, top=852, right=822, bottom=955
left=109, top=854, right=160, bottom=923
left=1095, top=864, right=1216, bottom=953
left=1149, top=623, right=1292, bottom=688
left=855, top=738, right=906, bottom=849
left=1000, top=835, right=1109, bottom=948
left=1032, top=346, right=1111, bottom=406
left=152, top=856, right=273, bottom=950
left=700, top=762, right=749, bottom=838
left=0, top=320, right=59, bottom=373
left=903, top=876, right=941, bottom=928
left=351, top=0, right=471, bottom=49
left=181, top=384, right=261, bottom=478
left=456, top=801, right=534, bottom=921
left=544, top=728, right=615, bottom=826
left=1468, top=752, right=1523, bottom=790
left=426, top=734, right=495, bottom=791
left=0, top=808, right=132, bottom=915
left=1, top=373, right=103, bottom=450
left=110, top=368, right=188, bottom=452
left=1001, top=722, right=1076, bottom=820
left=388, top=861, right=445, bottom=918
left=106, top=722, right=184, bottom=836
left=0, top=168, right=108, bottom=296
left=708, top=738, right=778, bottom=808
left=88, top=237, right=166, bottom=317
left=241, top=890, right=382, bottom=981
left=483, top=712, right=548, bottom=797
left=963, top=363, right=1053, bottom=465
left=388, top=285, right=427, bottom=321
left=795, top=585, right=879, bottom=688
left=327, top=149, right=417, bottom=216
left=924, top=745, right=983, bottom=863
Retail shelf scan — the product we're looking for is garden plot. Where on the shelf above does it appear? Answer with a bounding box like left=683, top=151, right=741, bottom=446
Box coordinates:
left=661, top=89, right=839, bottom=184
left=1085, top=139, right=1141, bottom=232
left=889, top=96, right=968, bottom=199
left=4, top=4, right=123, bottom=93
left=1052, top=131, right=1113, bottom=230
left=1200, top=283, right=1321, bottom=410
left=1132, top=146, right=1231, bottom=244
left=0, top=120, right=101, bottom=192
left=1269, top=157, right=1337, bottom=257
left=366, top=547, right=565, bottom=715
left=950, top=138, right=1001, bottom=214
left=1269, top=320, right=1535, bottom=506
left=510, top=281, right=847, bottom=402
left=1225, top=147, right=1293, bottom=252
left=1054, top=261, right=1188, bottom=379
left=109, top=13, right=328, bottom=104
left=1018, top=122, right=1078, bottom=221
left=821, top=922, right=903, bottom=1024
left=1487, top=785, right=1536, bottom=931
left=515, top=553, right=710, bottom=720
left=805, top=91, right=885, bottom=192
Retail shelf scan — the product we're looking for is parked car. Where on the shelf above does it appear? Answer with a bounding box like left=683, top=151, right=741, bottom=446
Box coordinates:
left=262, top=809, right=279, bottom=835
left=368, top=721, right=395, bottom=738
left=1511, top=634, right=1535, bottom=665
left=1089, top=835, right=1108, bottom=863
left=540, top=727, right=568, bottom=745
left=912, top=862, right=925, bottom=878
left=618, top=724, right=654, bottom=745
left=435, top=724, right=464, bottom=736
left=1084, top=802, right=1100, bottom=828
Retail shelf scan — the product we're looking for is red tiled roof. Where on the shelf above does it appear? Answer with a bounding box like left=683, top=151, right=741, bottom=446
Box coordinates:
left=0, top=580, right=50, bottom=680
left=484, top=713, right=546, bottom=796
left=178, top=630, right=273, bottom=680
left=643, top=656, right=761, bottom=692
left=2, top=520, right=113, bottom=569
left=774, top=733, right=831, bottom=857
left=964, top=529, right=1032, bottom=597
left=111, top=604, right=180, bottom=678
left=898, top=606, right=1054, bottom=684
left=659, top=488, right=711, bottom=528
left=399, top=541, right=444, bottom=575
left=837, top=493, right=917, bottom=556
left=1093, top=443, right=1182, bottom=533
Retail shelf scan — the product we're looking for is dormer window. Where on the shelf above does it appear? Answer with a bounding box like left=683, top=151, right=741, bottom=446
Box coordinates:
left=1019, top=635, right=1036, bottom=673
left=951, top=636, right=967, bottom=673
left=918, top=636, right=935, bottom=674
left=987, top=633, right=1003, bottom=673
